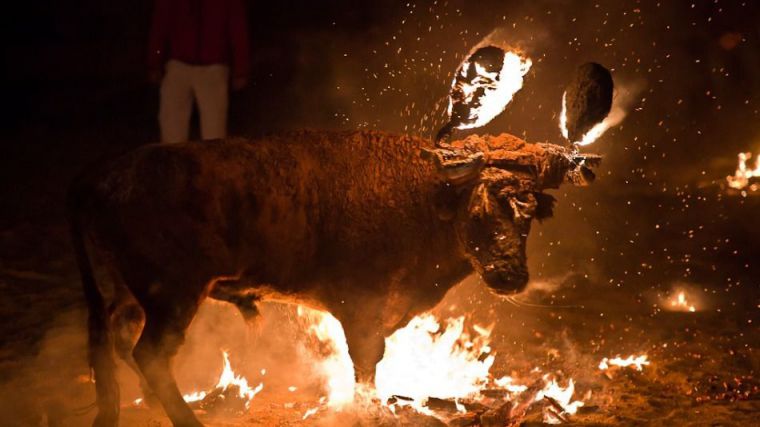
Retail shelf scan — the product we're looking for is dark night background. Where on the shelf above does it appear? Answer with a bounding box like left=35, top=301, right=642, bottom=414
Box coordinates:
left=1, top=0, right=759, bottom=425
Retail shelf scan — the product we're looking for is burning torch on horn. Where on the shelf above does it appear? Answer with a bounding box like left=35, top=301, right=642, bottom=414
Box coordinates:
left=435, top=45, right=532, bottom=146
left=435, top=44, right=617, bottom=155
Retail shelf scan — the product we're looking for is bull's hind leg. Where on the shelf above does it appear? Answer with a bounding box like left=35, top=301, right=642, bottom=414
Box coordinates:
left=109, top=301, right=157, bottom=406
left=132, top=283, right=206, bottom=427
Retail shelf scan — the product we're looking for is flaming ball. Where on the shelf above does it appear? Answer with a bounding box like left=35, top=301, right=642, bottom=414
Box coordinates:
left=436, top=45, right=532, bottom=143
left=561, top=62, right=614, bottom=144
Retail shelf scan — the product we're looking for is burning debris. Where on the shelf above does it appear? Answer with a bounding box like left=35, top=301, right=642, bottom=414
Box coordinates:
left=726, top=151, right=760, bottom=192
left=436, top=45, right=532, bottom=143
left=536, top=376, right=585, bottom=424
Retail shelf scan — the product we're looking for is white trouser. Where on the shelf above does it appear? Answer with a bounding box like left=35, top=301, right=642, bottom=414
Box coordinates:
left=159, top=59, right=230, bottom=143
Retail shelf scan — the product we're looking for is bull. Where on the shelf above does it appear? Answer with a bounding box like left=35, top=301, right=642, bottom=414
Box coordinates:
left=67, top=130, right=598, bottom=426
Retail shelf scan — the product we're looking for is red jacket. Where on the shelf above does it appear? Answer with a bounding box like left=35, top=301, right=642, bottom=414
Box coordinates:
left=148, top=0, right=250, bottom=78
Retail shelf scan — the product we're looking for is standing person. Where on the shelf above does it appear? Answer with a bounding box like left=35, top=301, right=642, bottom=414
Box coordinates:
left=148, top=0, right=250, bottom=143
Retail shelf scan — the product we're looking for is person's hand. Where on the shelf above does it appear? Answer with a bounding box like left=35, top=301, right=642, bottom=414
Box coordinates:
left=231, top=76, right=248, bottom=91
left=148, top=69, right=163, bottom=85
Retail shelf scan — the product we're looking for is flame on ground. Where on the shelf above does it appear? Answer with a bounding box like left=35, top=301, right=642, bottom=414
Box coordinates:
left=296, top=307, right=586, bottom=423
left=726, top=151, right=760, bottom=192
left=132, top=350, right=263, bottom=410
left=535, top=376, right=585, bottom=424
left=599, top=354, right=650, bottom=371
left=375, top=314, right=494, bottom=411
left=296, top=306, right=356, bottom=409
left=449, top=51, right=532, bottom=130
left=212, top=351, right=264, bottom=406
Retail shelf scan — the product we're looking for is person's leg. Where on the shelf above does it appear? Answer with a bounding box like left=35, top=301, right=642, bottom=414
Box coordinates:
left=159, top=60, right=194, bottom=143
left=193, top=64, right=229, bottom=140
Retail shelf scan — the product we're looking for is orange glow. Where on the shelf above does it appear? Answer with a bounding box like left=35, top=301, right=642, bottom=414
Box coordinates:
left=670, top=291, right=697, bottom=312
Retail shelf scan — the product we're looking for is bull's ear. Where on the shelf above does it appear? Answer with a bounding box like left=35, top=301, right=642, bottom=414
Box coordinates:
left=422, top=147, right=485, bottom=185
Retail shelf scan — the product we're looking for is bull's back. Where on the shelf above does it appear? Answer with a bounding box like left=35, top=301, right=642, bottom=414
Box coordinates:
left=70, top=130, right=441, bottom=283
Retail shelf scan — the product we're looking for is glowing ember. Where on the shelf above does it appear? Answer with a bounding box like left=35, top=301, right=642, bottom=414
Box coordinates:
left=670, top=291, right=697, bottom=312
left=560, top=91, right=628, bottom=147
left=599, top=354, right=650, bottom=371
left=375, top=314, right=494, bottom=410
left=726, top=151, right=760, bottom=191
left=297, top=306, right=356, bottom=408
left=535, top=376, right=584, bottom=424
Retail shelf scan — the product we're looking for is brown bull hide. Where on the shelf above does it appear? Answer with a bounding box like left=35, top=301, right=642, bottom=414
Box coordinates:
left=67, top=130, right=597, bottom=426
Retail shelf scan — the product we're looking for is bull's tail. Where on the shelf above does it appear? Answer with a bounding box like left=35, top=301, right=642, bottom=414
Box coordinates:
left=67, top=190, right=119, bottom=426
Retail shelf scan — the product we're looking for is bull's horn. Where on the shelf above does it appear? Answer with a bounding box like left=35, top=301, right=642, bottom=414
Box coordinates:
left=421, top=147, right=485, bottom=185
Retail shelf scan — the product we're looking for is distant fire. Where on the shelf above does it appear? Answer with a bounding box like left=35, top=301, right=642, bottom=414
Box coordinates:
left=726, top=151, right=760, bottom=192
left=599, top=354, right=650, bottom=371
left=669, top=291, right=697, bottom=312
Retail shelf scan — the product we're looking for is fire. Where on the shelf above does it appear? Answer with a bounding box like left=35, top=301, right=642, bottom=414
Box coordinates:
left=375, top=314, right=494, bottom=410
left=448, top=50, right=532, bottom=130
left=560, top=91, right=626, bottom=147
left=182, top=390, right=207, bottom=403
left=212, top=351, right=264, bottom=406
left=535, top=376, right=585, bottom=424
left=670, top=291, right=697, bottom=312
left=296, top=305, right=356, bottom=408
left=295, top=307, right=588, bottom=423
left=131, top=350, right=262, bottom=411
left=726, top=151, right=760, bottom=191
left=493, top=375, right=528, bottom=394
left=599, top=354, right=650, bottom=371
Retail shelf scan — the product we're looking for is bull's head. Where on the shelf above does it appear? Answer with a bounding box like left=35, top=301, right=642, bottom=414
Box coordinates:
left=424, top=134, right=600, bottom=295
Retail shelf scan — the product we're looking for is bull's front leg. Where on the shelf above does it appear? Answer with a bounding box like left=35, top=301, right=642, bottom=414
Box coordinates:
left=333, top=301, right=387, bottom=384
